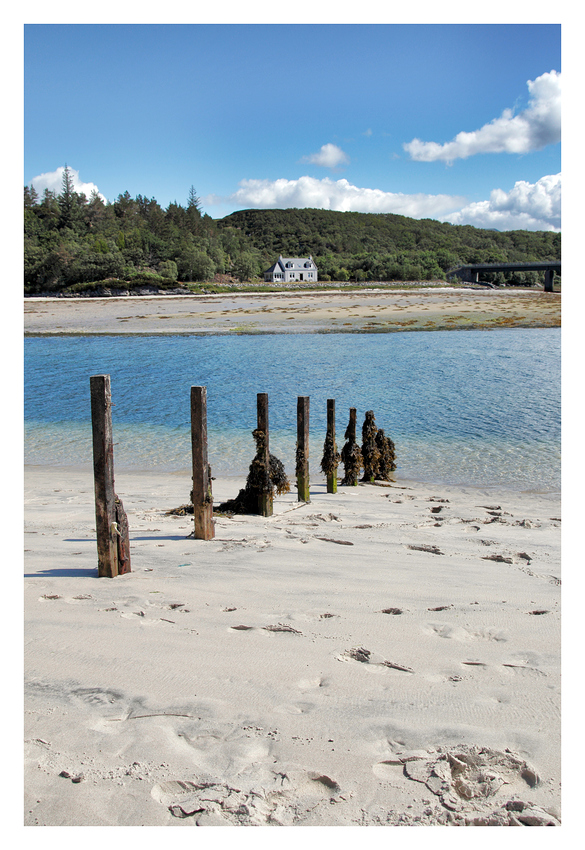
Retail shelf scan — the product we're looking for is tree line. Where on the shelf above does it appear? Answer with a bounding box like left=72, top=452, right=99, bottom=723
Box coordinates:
left=24, top=166, right=561, bottom=293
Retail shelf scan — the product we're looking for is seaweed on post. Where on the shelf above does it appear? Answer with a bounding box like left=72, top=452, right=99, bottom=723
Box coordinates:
left=216, top=428, right=290, bottom=515
left=375, top=428, right=397, bottom=481
left=320, top=429, right=340, bottom=483
left=340, top=408, right=362, bottom=486
left=322, top=398, right=339, bottom=493
left=361, top=410, right=381, bottom=483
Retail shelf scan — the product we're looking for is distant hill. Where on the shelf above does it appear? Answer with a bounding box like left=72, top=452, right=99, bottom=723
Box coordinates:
left=217, top=208, right=561, bottom=284
left=24, top=173, right=561, bottom=293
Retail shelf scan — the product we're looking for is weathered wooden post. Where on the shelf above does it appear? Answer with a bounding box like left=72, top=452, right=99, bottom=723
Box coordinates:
left=90, top=375, right=131, bottom=577
left=347, top=408, right=357, bottom=444
left=191, top=386, right=215, bottom=540
left=326, top=399, right=338, bottom=493
left=257, top=392, right=273, bottom=516
left=296, top=396, right=310, bottom=502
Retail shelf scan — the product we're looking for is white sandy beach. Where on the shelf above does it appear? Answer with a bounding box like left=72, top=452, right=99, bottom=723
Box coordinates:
left=24, top=465, right=561, bottom=827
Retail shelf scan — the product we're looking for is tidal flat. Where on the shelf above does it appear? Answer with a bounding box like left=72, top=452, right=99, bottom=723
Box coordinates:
left=24, top=287, right=560, bottom=336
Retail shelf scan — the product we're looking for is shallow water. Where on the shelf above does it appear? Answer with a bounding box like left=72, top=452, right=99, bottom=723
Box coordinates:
left=24, top=329, right=560, bottom=492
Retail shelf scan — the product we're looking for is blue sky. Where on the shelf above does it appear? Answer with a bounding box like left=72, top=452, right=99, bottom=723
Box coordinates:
left=24, top=21, right=561, bottom=231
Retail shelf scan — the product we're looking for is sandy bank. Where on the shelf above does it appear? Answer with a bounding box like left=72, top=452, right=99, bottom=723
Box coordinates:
left=24, top=466, right=561, bottom=826
left=24, top=288, right=561, bottom=335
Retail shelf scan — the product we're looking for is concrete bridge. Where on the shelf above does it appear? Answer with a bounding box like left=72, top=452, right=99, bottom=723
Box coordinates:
left=446, top=261, right=561, bottom=292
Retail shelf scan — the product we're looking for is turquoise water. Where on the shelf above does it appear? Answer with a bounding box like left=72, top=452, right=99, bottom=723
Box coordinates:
left=24, top=329, right=561, bottom=492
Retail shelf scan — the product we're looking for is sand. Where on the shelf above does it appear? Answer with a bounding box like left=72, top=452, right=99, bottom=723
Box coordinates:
left=24, top=287, right=561, bottom=335
left=24, top=465, right=561, bottom=827
left=23, top=288, right=565, bottom=830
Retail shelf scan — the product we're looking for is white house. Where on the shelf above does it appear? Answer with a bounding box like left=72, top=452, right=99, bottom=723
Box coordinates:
left=263, top=255, right=318, bottom=283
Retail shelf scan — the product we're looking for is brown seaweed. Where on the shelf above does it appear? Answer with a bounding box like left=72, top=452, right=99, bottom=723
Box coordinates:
left=217, top=429, right=290, bottom=515
left=361, top=410, right=381, bottom=483
left=340, top=410, right=362, bottom=486
left=375, top=428, right=397, bottom=480
left=320, top=429, right=340, bottom=477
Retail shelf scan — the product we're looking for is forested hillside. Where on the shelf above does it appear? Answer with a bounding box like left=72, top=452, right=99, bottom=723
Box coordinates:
left=218, top=208, right=561, bottom=284
left=24, top=167, right=561, bottom=293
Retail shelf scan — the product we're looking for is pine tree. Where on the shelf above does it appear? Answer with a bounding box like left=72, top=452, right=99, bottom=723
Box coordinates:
left=24, top=185, right=39, bottom=210
left=58, top=164, right=77, bottom=228
left=187, top=185, right=202, bottom=212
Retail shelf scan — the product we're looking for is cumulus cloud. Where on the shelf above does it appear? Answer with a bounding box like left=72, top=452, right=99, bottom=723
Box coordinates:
left=442, top=173, right=561, bottom=232
left=404, top=70, right=561, bottom=162
left=29, top=166, right=107, bottom=202
left=301, top=143, right=350, bottom=168
left=206, top=175, right=464, bottom=218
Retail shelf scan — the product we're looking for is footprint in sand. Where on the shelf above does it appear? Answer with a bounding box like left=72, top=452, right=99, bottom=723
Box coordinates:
left=423, top=623, right=474, bottom=641
left=152, top=768, right=342, bottom=825
left=424, top=623, right=508, bottom=642
left=71, top=686, right=124, bottom=706
left=296, top=676, right=330, bottom=690
left=371, top=744, right=551, bottom=823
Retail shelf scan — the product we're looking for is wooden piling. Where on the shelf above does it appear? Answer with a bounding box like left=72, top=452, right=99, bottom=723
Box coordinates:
left=257, top=392, right=273, bottom=516
left=326, top=398, right=338, bottom=493
left=90, top=374, right=125, bottom=577
left=296, top=396, right=310, bottom=502
left=191, top=386, right=215, bottom=539
left=347, top=407, right=357, bottom=443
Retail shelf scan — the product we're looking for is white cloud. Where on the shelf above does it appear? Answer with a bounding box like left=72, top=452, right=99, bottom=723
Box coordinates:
left=301, top=143, right=350, bottom=168
left=29, top=166, right=107, bottom=202
left=404, top=70, right=561, bottom=163
left=442, top=173, right=561, bottom=232
left=206, top=175, right=464, bottom=218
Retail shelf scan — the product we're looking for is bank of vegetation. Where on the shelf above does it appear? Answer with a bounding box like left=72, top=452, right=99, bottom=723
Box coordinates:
left=24, top=167, right=561, bottom=294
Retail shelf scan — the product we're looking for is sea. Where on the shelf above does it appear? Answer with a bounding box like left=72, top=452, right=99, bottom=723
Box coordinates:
left=24, top=328, right=561, bottom=493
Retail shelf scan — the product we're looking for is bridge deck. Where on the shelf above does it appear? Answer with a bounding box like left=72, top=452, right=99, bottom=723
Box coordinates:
left=447, top=261, right=560, bottom=291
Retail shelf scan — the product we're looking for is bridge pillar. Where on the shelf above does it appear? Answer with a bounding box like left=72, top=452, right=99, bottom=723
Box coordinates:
left=461, top=269, right=478, bottom=283
left=544, top=269, right=554, bottom=292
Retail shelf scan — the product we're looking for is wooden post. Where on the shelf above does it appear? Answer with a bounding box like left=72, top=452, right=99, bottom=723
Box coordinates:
left=346, top=407, right=360, bottom=487
left=90, top=374, right=119, bottom=578
left=326, top=398, right=338, bottom=493
left=296, top=396, right=310, bottom=502
left=114, top=496, right=131, bottom=574
left=257, top=392, right=273, bottom=516
left=348, top=407, right=357, bottom=443
left=191, top=386, right=215, bottom=540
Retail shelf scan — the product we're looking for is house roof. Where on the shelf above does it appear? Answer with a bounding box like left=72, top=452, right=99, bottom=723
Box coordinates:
left=264, top=255, right=318, bottom=275
left=278, top=255, right=317, bottom=268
